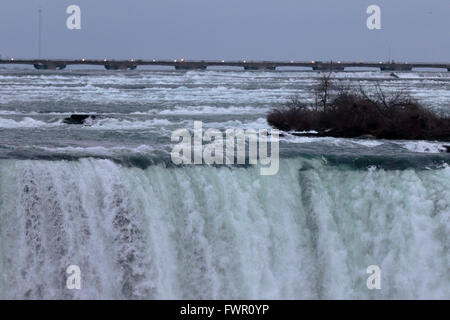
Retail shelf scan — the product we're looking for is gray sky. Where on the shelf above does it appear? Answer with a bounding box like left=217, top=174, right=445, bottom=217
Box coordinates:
left=1, top=0, right=449, bottom=62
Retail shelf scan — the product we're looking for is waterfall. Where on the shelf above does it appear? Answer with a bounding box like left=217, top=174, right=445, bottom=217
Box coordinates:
left=0, top=158, right=448, bottom=299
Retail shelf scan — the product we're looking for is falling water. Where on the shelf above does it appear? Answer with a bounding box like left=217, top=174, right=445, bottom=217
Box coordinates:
left=0, top=157, right=448, bottom=299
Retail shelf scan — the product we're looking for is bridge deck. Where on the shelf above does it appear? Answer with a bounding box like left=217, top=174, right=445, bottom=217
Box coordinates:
left=0, top=59, right=449, bottom=71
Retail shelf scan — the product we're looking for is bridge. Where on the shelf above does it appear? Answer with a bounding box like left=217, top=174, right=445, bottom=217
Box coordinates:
left=0, top=58, right=449, bottom=71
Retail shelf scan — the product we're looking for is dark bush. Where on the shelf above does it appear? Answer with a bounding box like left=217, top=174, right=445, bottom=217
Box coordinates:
left=267, top=76, right=450, bottom=141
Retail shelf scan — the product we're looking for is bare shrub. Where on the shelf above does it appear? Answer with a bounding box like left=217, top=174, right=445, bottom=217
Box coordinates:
left=267, top=76, right=450, bottom=141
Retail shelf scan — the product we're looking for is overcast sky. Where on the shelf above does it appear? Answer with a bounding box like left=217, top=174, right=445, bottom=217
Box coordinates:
left=0, top=0, right=449, bottom=62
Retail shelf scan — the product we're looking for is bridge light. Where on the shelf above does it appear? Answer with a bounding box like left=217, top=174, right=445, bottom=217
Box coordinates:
left=152, top=59, right=156, bottom=62
left=221, top=60, right=225, bottom=63
left=130, top=59, right=134, bottom=62
left=104, top=59, right=107, bottom=62
left=181, top=58, right=184, bottom=62
left=174, top=59, right=177, bottom=62
left=311, top=60, right=315, bottom=63
left=337, top=61, right=341, bottom=64
left=82, top=58, right=86, bottom=62
left=243, top=60, right=247, bottom=63
left=379, top=61, right=383, bottom=64
left=10, top=58, right=14, bottom=61
left=290, top=60, right=294, bottom=63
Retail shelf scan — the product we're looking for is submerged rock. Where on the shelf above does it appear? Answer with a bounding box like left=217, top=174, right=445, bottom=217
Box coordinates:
left=390, top=72, right=400, bottom=79
left=63, top=114, right=98, bottom=125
